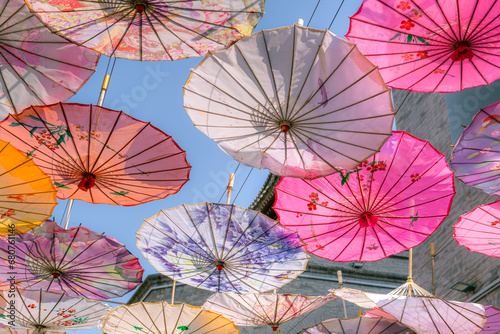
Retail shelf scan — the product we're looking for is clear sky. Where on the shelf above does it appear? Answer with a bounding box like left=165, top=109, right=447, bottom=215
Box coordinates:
left=46, top=1, right=364, bottom=333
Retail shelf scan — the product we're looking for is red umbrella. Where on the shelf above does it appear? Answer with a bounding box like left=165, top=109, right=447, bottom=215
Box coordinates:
left=0, top=103, right=190, bottom=206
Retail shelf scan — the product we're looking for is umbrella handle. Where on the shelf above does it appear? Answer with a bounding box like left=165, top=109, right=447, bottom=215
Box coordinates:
left=63, top=199, right=74, bottom=229
left=431, top=243, right=435, bottom=295
left=226, top=173, right=235, bottom=204
left=171, top=280, right=176, bottom=304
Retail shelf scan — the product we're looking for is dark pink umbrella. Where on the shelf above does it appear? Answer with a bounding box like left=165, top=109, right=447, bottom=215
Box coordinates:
left=274, top=131, right=455, bottom=262
left=454, top=200, right=500, bottom=257
left=481, top=306, right=500, bottom=334
left=347, top=0, right=500, bottom=92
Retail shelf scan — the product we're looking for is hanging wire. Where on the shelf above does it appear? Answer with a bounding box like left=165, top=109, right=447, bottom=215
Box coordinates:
left=395, top=90, right=412, bottom=114
left=328, top=0, right=346, bottom=30
left=232, top=168, right=253, bottom=204
left=307, top=0, right=322, bottom=27
left=59, top=200, right=70, bottom=226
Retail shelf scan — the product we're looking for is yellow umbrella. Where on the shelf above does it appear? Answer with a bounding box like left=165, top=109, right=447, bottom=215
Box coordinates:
left=0, top=140, right=57, bottom=235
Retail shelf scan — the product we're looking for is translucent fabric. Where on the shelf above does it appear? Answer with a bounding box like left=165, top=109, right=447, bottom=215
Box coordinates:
left=0, top=220, right=143, bottom=299
left=0, top=0, right=99, bottom=117
left=0, top=328, right=64, bottom=334
left=274, top=131, right=455, bottom=262
left=0, top=289, right=111, bottom=332
left=137, top=203, right=308, bottom=293
left=202, top=292, right=335, bottom=331
left=25, top=0, right=264, bottom=61
left=298, top=316, right=414, bottom=334
left=451, top=101, right=500, bottom=196
left=102, top=302, right=239, bottom=334
left=332, top=284, right=486, bottom=334
left=347, top=0, right=500, bottom=92
left=0, top=103, right=190, bottom=206
left=454, top=200, right=500, bottom=258
left=480, top=306, right=500, bottom=334
left=184, top=24, right=394, bottom=179
left=0, top=140, right=56, bottom=235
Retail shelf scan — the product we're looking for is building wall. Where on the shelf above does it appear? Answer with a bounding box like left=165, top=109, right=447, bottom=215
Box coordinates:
left=393, top=89, right=500, bottom=307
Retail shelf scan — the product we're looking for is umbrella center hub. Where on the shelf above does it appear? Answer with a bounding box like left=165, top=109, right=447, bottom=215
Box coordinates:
left=279, top=121, right=291, bottom=133
left=216, top=260, right=224, bottom=271
left=78, top=172, right=96, bottom=192
left=451, top=41, right=474, bottom=62
left=358, top=212, right=378, bottom=228
left=135, top=4, right=145, bottom=13
left=52, top=271, right=61, bottom=279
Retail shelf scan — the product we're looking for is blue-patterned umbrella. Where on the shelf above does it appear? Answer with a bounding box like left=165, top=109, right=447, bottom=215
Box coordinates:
left=136, top=203, right=309, bottom=293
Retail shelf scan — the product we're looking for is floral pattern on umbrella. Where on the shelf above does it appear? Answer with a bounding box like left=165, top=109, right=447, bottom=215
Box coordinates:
left=137, top=203, right=308, bottom=293
left=347, top=0, right=500, bottom=92
left=0, top=0, right=99, bottom=118
left=0, top=140, right=57, bottom=236
left=0, top=289, right=111, bottom=331
left=184, top=24, right=394, bottom=179
left=0, top=220, right=144, bottom=299
left=202, top=292, right=335, bottom=331
left=274, top=131, right=455, bottom=262
left=25, top=0, right=264, bottom=61
left=102, top=302, right=239, bottom=334
left=0, top=103, right=190, bottom=206
left=451, top=101, right=500, bottom=196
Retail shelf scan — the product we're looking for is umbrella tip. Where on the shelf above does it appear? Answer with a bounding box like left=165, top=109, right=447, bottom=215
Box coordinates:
left=53, top=272, right=60, bottom=279
left=135, top=4, right=145, bottom=13
left=272, top=326, right=279, bottom=331
left=279, top=121, right=291, bottom=133
left=216, top=260, right=224, bottom=271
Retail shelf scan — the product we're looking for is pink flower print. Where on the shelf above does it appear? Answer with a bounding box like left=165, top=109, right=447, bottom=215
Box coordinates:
left=296, top=212, right=303, bottom=218
left=434, top=69, right=445, bottom=74
left=367, top=243, right=379, bottom=250
left=397, top=1, right=411, bottom=11
left=401, top=53, right=414, bottom=61
left=417, top=51, right=429, bottom=59
left=480, top=147, right=492, bottom=154
left=307, top=202, right=317, bottom=211
left=410, top=173, right=421, bottom=182
left=400, top=20, right=415, bottom=31
left=409, top=9, right=424, bottom=20
left=321, top=201, right=328, bottom=206
left=491, top=130, right=500, bottom=137
left=489, top=162, right=500, bottom=171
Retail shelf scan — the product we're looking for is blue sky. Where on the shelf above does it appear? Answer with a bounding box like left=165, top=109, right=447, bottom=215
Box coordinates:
left=45, top=0, right=364, bottom=332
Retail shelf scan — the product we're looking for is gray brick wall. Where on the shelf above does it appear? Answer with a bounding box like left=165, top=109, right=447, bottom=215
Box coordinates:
left=393, top=89, right=500, bottom=306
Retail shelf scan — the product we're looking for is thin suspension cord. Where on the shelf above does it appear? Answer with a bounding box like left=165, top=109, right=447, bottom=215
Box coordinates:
left=307, top=0, right=322, bottom=27
left=395, top=90, right=412, bottom=114
left=328, top=0, right=346, bottom=30
left=232, top=168, right=253, bottom=204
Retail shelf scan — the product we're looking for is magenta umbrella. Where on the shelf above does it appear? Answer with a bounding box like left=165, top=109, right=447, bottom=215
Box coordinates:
left=451, top=101, right=500, bottom=196
left=481, top=306, right=500, bottom=334
left=274, top=131, right=455, bottom=262
left=454, top=200, right=500, bottom=258
left=347, top=0, right=500, bottom=92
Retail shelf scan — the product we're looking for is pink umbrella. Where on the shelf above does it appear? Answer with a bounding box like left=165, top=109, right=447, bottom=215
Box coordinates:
left=347, top=0, right=500, bottom=92
left=481, top=306, right=500, bottom=334
left=450, top=101, right=500, bottom=196
left=454, top=200, right=500, bottom=257
left=274, top=131, right=455, bottom=262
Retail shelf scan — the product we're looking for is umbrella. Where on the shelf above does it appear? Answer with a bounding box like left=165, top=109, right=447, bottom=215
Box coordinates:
left=184, top=24, right=394, bottom=179
left=450, top=101, right=500, bottom=196
left=346, top=0, right=500, bottom=92
left=0, top=220, right=144, bottom=299
left=273, top=131, right=455, bottom=262
left=0, top=140, right=57, bottom=236
left=202, top=292, right=335, bottom=332
left=454, top=200, right=500, bottom=258
left=480, top=306, right=500, bottom=334
left=102, top=301, right=239, bottom=334
left=0, top=0, right=99, bottom=118
left=0, top=102, right=191, bottom=206
left=297, top=315, right=414, bottom=334
left=137, top=202, right=308, bottom=293
left=24, top=0, right=264, bottom=61
left=0, top=288, right=111, bottom=332
left=0, top=328, right=65, bottom=334
left=332, top=281, right=486, bottom=333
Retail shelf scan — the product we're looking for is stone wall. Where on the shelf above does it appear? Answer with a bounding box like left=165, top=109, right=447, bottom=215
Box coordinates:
left=393, top=89, right=500, bottom=307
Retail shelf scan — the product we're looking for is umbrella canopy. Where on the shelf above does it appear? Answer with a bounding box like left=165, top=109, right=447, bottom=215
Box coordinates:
left=202, top=292, right=335, bottom=332
left=0, top=220, right=143, bottom=299
left=184, top=24, right=394, bottom=179
left=0, top=140, right=57, bottom=236
left=454, top=200, right=500, bottom=257
left=451, top=101, right=500, bottom=196
left=0, top=102, right=190, bottom=206
left=0, top=0, right=99, bottom=118
left=0, top=288, right=111, bottom=332
left=481, top=306, right=500, bottom=334
left=332, top=281, right=486, bottom=334
left=273, top=131, right=455, bottom=262
left=346, top=0, right=500, bottom=92
left=102, top=301, right=239, bottom=334
left=137, top=202, right=308, bottom=293
left=0, top=328, right=64, bottom=334
left=24, top=0, right=264, bottom=61
left=297, top=315, right=414, bottom=334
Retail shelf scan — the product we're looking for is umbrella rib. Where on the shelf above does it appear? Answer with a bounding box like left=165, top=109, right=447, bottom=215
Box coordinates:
left=377, top=192, right=455, bottom=216
left=222, top=265, right=275, bottom=293
left=205, top=202, right=220, bottom=260
left=466, top=2, right=500, bottom=43
left=324, top=172, right=365, bottom=213
left=284, top=25, right=297, bottom=120
left=220, top=207, right=260, bottom=260
left=0, top=60, right=17, bottom=112
left=58, top=102, right=87, bottom=173
left=88, top=109, right=123, bottom=173
left=59, top=274, right=123, bottom=299
left=434, top=0, right=459, bottom=41
left=377, top=48, right=452, bottom=71
left=0, top=5, right=29, bottom=35
left=182, top=204, right=219, bottom=260
left=405, top=0, right=456, bottom=42
left=260, top=29, right=285, bottom=120
left=423, top=298, right=453, bottom=333
left=143, top=13, right=173, bottom=60
left=377, top=216, right=431, bottom=236
left=372, top=226, right=388, bottom=260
